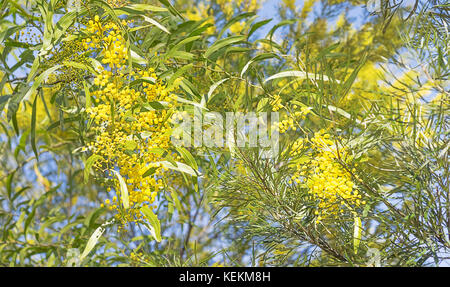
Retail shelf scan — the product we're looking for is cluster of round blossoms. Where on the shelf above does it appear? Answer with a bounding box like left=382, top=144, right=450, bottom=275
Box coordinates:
left=81, top=17, right=179, bottom=228
left=277, top=106, right=312, bottom=133
left=270, top=95, right=284, bottom=111
left=289, top=130, right=365, bottom=223
left=82, top=16, right=129, bottom=69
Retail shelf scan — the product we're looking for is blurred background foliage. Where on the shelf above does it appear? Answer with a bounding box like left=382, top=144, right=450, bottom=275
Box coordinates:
left=0, top=0, right=448, bottom=266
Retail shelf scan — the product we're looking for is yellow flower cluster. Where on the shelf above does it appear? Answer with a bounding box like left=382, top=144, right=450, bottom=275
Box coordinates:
left=82, top=16, right=128, bottom=69
left=300, top=0, right=318, bottom=19
left=82, top=17, right=179, bottom=227
left=130, top=250, right=144, bottom=262
left=289, top=130, right=364, bottom=223
left=270, top=95, right=283, bottom=111
left=277, top=106, right=311, bottom=133
left=229, top=21, right=246, bottom=34
left=217, top=0, right=261, bottom=19
left=185, top=3, right=216, bottom=34
left=282, top=0, right=296, bottom=10
left=336, top=13, right=347, bottom=29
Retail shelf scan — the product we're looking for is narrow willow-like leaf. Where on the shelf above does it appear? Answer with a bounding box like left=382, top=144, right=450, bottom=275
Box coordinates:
left=83, top=81, right=91, bottom=109
left=218, top=12, right=255, bottom=39
left=130, top=77, right=156, bottom=87
left=7, top=83, right=27, bottom=123
left=176, top=147, right=199, bottom=173
left=353, top=215, right=362, bottom=254
left=157, top=0, right=184, bottom=19
left=207, top=78, right=229, bottom=103
left=24, top=65, right=62, bottom=101
left=116, top=3, right=168, bottom=14
left=112, top=170, right=129, bottom=209
left=80, top=226, right=105, bottom=261
left=248, top=19, right=272, bottom=39
left=0, top=95, right=11, bottom=113
left=14, top=129, right=30, bottom=158
left=31, top=94, right=38, bottom=161
left=158, top=160, right=201, bottom=177
left=167, top=36, right=201, bottom=58
left=6, top=170, right=16, bottom=200
left=141, top=206, right=162, bottom=242
left=167, top=63, right=193, bottom=89
left=84, top=154, right=102, bottom=184
left=264, top=70, right=333, bottom=83
left=130, top=49, right=147, bottom=64
left=142, top=167, right=158, bottom=178
left=205, top=35, right=246, bottom=58
left=240, top=53, right=278, bottom=77
left=170, top=189, right=183, bottom=215
left=142, top=16, right=170, bottom=34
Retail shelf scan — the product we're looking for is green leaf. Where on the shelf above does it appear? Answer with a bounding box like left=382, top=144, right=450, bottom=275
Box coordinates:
left=14, top=129, right=30, bottom=158
left=122, top=140, right=137, bottom=150
left=257, top=97, right=270, bottom=112
left=241, top=53, right=278, bottom=77
left=327, top=105, right=361, bottom=124
left=218, top=12, right=256, bottom=39
left=7, top=83, right=27, bottom=123
left=143, top=101, right=166, bottom=110
left=130, top=49, right=147, bottom=65
left=80, top=225, right=105, bottom=261
left=38, top=216, right=64, bottom=239
left=170, top=189, right=184, bottom=215
left=179, top=78, right=201, bottom=100
left=54, top=9, right=86, bottom=44
left=37, top=1, right=54, bottom=57
left=176, top=147, right=198, bottom=173
left=158, top=160, right=201, bottom=177
left=31, top=94, right=39, bottom=161
left=47, top=115, right=80, bottom=131
left=142, top=16, right=170, bottom=34
left=248, top=19, right=272, bottom=39
left=130, top=77, right=156, bottom=87
left=167, top=63, right=193, bottom=89
left=353, top=215, right=362, bottom=254
left=157, top=0, right=184, bottom=19
left=342, top=51, right=368, bottom=97
left=84, top=207, right=107, bottom=230
left=167, top=36, right=201, bottom=58
left=63, top=61, right=96, bottom=75
left=205, top=35, right=246, bottom=58
left=207, top=78, right=229, bottom=103
left=24, top=65, right=62, bottom=101
left=255, top=38, right=284, bottom=53
left=168, top=51, right=195, bottom=60
left=113, top=170, right=129, bottom=209
left=6, top=170, right=16, bottom=200
left=140, top=206, right=162, bottom=242
left=264, top=70, right=333, bottom=83
left=267, top=19, right=297, bottom=41
left=116, top=3, right=168, bottom=14
left=84, top=154, right=102, bottom=184
left=142, top=167, right=158, bottom=178
left=0, top=95, right=11, bottom=113
left=27, top=57, right=40, bottom=83
left=83, top=81, right=91, bottom=109
left=23, top=207, right=36, bottom=237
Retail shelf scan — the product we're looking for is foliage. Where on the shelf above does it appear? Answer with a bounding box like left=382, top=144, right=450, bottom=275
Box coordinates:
left=0, top=0, right=448, bottom=266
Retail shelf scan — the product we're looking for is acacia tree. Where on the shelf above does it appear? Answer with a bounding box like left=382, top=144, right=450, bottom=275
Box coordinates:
left=0, top=0, right=448, bottom=266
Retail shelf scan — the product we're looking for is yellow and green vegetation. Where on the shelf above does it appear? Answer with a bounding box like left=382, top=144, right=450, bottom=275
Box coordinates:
left=0, top=0, right=448, bottom=266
